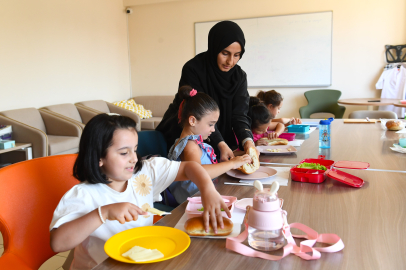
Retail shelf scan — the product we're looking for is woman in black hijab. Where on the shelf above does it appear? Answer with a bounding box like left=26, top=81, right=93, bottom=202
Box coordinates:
left=156, top=21, right=254, bottom=162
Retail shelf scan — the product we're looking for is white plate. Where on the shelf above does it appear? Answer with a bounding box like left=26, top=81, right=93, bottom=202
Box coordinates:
left=257, top=145, right=297, bottom=155
left=226, top=166, right=277, bottom=180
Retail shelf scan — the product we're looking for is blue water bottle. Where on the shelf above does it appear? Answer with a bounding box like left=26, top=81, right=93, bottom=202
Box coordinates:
left=319, top=118, right=334, bottom=148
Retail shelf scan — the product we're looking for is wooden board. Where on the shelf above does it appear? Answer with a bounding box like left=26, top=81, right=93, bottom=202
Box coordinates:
left=344, top=119, right=377, bottom=123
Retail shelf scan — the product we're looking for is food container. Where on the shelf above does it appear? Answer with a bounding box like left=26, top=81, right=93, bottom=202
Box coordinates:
left=278, top=133, right=296, bottom=141
left=290, top=157, right=369, bottom=187
left=287, top=125, right=310, bottom=133
left=400, top=100, right=406, bottom=104
left=185, top=196, right=237, bottom=219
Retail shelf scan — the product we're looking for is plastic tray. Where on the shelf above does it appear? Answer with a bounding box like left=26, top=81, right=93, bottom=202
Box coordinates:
left=287, top=125, right=310, bottom=133
left=278, top=133, right=296, bottom=141
left=185, top=196, right=237, bottom=219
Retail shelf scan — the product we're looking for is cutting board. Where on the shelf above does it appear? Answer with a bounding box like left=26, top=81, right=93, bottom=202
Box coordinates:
left=344, top=119, right=377, bottom=124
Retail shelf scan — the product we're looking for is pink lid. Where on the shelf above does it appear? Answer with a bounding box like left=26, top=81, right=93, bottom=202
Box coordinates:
left=327, top=169, right=364, bottom=188
left=333, top=160, right=370, bottom=170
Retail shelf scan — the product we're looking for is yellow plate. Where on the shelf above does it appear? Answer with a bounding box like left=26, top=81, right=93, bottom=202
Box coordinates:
left=104, top=226, right=190, bottom=264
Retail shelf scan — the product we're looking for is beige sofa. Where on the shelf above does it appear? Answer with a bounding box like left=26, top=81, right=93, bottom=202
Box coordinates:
left=0, top=108, right=82, bottom=158
left=132, top=96, right=174, bottom=130
left=75, top=100, right=142, bottom=131
left=40, top=103, right=100, bottom=131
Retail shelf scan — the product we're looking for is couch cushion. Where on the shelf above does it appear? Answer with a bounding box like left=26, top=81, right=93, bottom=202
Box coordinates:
left=141, top=117, right=162, bottom=130
left=132, top=96, right=174, bottom=117
left=0, top=108, right=46, bottom=133
left=78, top=100, right=110, bottom=113
left=47, top=135, right=80, bottom=156
left=43, top=104, right=83, bottom=123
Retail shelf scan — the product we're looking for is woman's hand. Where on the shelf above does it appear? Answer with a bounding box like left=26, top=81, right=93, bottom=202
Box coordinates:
left=102, top=203, right=147, bottom=224
left=200, top=187, right=231, bottom=234
left=243, top=140, right=259, bottom=157
left=230, top=154, right=251, bottom=169
left=218, top=141, right=235, bottom=162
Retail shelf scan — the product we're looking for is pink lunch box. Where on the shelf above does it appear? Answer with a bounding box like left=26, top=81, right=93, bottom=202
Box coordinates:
left=278, top=133, right=296, bottom=141
left=185, top=196, right=237, bottom=219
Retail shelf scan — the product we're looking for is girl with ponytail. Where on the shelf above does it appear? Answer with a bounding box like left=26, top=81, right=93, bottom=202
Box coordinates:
left=167, top=85, right=251, bottom=205
left=257, top=90, right=301, bottom=126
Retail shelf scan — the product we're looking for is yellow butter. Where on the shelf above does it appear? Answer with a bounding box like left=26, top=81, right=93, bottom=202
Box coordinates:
left=122, top=245, right=164, bottom=262
left=147, top=207, right=166, bottom=216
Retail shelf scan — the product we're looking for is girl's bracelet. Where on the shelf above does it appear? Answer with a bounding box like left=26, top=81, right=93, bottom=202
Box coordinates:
left=98, top=206, right=106, bottom=224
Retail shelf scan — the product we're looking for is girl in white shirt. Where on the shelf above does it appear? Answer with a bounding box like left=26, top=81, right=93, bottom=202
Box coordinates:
left=50, top=114, right=229, bottom=270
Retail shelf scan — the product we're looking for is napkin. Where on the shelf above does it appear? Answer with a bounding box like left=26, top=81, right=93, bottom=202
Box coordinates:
left=390, top=144, right=406, bottom=153
left=288, top=139, right=304, bottom=146
left=239, top=167, right=290, bottom=186
left=174, top=212, right=243, bottom=239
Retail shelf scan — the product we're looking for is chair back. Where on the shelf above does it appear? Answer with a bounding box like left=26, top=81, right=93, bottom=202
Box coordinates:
left=0, top=108, right=47, bottom=132
left=0, top=154, right=79, bottom=269
left=137, top=130, right=167, bottom=158
left=299, top=89, right=346, bottom=118
left=348, top=110, right=398, bottom=119
left=132, top=96, right=174, bottom=117
left=42, top=103, right=83, bottom=123
left=77, top=100, right=110, bottom=113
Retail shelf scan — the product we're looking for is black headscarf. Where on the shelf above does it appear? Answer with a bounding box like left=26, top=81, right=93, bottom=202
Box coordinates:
left=156, top=21, right=252, bottom=154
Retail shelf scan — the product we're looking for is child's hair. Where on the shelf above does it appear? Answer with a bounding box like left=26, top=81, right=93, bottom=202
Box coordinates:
left=178, top=85, right=219, bottom=127
left=257, top=90, right=283, bottom=107
left=73, top=114, right=142, bottom=184
left=248, top=96, right=273, bottom=130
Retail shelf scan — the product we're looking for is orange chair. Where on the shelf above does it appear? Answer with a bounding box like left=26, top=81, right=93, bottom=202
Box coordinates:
left=0, top=154, right=79, bottom=270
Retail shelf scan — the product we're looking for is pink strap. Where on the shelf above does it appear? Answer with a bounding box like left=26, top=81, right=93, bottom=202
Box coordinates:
left=226, top=220, right=344, bottom=261
left=193, top=135, right=218, bottom=164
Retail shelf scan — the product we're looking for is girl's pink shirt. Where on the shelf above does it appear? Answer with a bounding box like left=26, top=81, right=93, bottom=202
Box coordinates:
left=252, top=128, right=274, bottom=142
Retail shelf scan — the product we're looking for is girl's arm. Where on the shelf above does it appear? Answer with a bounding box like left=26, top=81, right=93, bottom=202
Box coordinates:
left=174, top=160, right=231, bottom=233
left=267, top=122, right=285, bottom=139
left=182, top=141, right=251, bottom=179
left=50, top=203, right=146, bottom=252
left=272, top=117, right=302, bottom=126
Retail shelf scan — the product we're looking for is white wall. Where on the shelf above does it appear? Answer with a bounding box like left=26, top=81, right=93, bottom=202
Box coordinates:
left=0, top=0, right=131, bottom=111
left=126, top=0, right=406, bottom=118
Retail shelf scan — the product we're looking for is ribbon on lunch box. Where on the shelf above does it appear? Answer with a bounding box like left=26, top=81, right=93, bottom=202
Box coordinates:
left=226, top=206, right=344, bottom=261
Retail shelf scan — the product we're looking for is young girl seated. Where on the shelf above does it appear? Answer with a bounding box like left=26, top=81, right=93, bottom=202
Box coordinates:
left=50, top=114, right=229, bottom=270
left=168, top=86, right=251, bottom=204
left=249, top=97, right=285, bottom=146
left=257, top=90, right=302, bottom=126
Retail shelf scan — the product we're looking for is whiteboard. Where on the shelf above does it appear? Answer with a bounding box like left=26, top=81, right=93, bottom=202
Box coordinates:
left=195, top=12, right=332, bottom=87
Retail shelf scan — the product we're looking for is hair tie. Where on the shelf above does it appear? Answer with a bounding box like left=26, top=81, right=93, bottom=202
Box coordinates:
left=178, top=100, right=185, bottom=124
left=190, top=89, right=197, bottom=97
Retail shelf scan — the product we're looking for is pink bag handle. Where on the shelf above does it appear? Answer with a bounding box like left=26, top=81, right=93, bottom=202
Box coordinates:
left=226, top=206, right=344, bottom=261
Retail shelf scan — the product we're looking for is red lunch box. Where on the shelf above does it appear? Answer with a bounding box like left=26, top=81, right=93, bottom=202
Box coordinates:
left=290, top=157, right=370, bottom=187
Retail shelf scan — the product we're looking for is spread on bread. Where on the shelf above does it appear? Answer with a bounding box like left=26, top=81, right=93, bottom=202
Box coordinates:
left=122, top=245, right=164, bottom=262
left=184, top=216, right=233, bottom=236
left=237, top=147, right=260, bottom=174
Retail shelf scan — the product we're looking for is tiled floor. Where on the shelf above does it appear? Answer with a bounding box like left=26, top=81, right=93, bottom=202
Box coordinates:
left=0, top=232, right=69, bottom=270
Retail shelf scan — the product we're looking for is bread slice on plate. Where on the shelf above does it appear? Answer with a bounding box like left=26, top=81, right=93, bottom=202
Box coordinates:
left=258, top=138, right=289, bottom=145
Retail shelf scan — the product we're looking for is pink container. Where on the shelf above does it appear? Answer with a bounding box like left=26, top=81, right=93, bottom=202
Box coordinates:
left=185, top=196, right=237, bottom=219
left=278, top=133, right=296, bottom=141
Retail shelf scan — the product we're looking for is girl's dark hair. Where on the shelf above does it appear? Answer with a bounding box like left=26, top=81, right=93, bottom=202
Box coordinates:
left=248, top=96, right=273, bottom=130
left=73, top=114, right=142, bottom=184
left=257, top=90, right=283, bottom=107
left=178, top=85, right=219, bottom=127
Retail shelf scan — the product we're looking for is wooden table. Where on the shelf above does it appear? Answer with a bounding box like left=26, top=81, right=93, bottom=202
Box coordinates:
left=95, top=120, right=406, bottom=270
left=338, top=98, right=399, bottom=110
left=0, top=143, right=32, bottom=160
left=394, top=103, right=406, bottom=108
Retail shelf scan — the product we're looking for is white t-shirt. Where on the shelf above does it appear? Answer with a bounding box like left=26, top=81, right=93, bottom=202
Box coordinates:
left=376, top=66, right=406, bottom=117
left=50, top=157, right=180, bottom=270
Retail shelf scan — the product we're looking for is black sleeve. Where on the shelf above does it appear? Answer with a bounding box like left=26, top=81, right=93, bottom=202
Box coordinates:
left=231, top=75, right=253, bottom=149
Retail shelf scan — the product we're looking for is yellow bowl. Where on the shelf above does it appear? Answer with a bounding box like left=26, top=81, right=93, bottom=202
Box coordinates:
left=104, top=226, right=190, bottom=264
